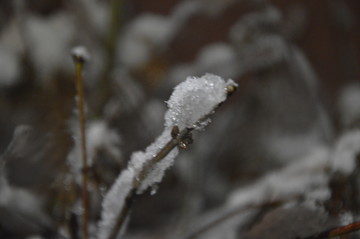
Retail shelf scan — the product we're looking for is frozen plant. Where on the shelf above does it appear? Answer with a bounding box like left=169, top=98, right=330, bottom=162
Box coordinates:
left=97, top=74, right=237, bottom=239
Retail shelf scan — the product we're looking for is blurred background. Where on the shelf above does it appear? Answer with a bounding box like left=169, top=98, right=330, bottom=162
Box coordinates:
left=0, top=0, right=359, bottom=238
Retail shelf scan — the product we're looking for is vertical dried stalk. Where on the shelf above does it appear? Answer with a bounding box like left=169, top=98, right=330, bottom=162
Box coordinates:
left=72, top=48, right=90, bottom=239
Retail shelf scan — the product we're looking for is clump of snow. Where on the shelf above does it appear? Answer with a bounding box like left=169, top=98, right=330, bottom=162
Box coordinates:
left=338, top=83, right=360, bottom=128
left=330, top=129, right=360, bottom=175
left=71, top=46, right=91, bottom=62
left=165, top=73, right=236, bottom=130
left=98, top=73, right=233, bottom=238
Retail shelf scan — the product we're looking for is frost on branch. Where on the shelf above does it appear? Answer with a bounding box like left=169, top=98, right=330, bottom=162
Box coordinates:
left=98, top=74, right=235, bottom=239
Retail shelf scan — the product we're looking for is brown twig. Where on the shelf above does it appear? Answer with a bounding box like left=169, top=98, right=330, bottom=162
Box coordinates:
left=303, top=221, right=360, bottom=239
left=72, top=48, right=90, bottom=239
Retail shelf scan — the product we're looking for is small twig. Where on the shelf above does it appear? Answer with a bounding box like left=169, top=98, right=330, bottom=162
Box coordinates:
left=303, top=221, right=360, bottom=239
left=71, top=46, right=90, bottom=239
left=106, top=84, right=237, bottom=239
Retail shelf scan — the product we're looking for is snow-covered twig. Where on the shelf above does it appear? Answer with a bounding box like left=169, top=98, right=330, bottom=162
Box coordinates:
left=97, top=74, right=237, bottom=239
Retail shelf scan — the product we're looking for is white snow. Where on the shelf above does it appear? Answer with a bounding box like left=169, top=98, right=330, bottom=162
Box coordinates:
left=165, top=73, right=236, bottom=130
left=97, top=168, right=135, bottom=239
left=71, top=46, right=91, bottom=62
left=331, top=129, right=360, bottom=175
left=338, top=83, right=360, bottom=128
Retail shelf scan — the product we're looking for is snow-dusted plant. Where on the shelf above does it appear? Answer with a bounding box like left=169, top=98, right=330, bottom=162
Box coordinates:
left=97, top=73, right=237, bottom=239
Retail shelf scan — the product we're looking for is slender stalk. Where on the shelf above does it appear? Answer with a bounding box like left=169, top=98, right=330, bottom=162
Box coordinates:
left=72, top=48, right=90, bottom=239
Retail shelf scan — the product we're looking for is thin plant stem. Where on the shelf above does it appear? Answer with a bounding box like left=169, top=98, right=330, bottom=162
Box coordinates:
left=73, top=53, right=90, bottom=239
